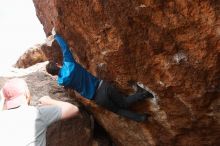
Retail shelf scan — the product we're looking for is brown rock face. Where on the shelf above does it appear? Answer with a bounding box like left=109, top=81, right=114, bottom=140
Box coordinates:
left=33, top=0, right=220, bottom=146
left=15, top=43, right=63, bottom=68
left=15, top=44, right=47, bottom=68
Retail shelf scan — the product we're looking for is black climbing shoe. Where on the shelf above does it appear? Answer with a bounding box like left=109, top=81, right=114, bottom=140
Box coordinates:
left=141, top=91, right=154, bottom=99
left=128, top=81, right=154, bottom=99
left=136, top=85, right=154, bottom=98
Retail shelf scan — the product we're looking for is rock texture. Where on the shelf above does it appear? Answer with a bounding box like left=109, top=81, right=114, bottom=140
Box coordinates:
left=32, top=0, right=220, bottom=146
left=15, top=43, right=63, bottom=68
left=15, top=44, right=47, bottom=68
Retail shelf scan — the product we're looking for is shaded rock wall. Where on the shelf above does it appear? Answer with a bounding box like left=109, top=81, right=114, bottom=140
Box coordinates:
left=0, top=64, right=93, bottom=146
left=33, top=0, right=220, bottom=146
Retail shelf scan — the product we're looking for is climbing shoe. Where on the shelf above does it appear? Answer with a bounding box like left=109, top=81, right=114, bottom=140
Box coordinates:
left=136, top=85, right=154, bottom=98
left=141, top=91, right=154, bottom=99
left=130, top=82, right=154, bottom=98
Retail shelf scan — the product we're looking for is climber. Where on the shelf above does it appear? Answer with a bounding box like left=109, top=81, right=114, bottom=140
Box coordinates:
left=45, top=28, right=154, bottom=122
left=0, top=78, right=79, bottom=146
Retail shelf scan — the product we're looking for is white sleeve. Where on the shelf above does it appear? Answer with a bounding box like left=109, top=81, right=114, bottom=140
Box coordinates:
left=0, top=89, right=5, bottom=110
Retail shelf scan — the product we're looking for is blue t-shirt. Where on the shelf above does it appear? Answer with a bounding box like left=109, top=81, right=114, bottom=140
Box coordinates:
left=55, top=34, right=100, bottom=99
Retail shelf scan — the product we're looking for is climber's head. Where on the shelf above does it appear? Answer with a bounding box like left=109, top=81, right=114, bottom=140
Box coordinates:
left=46, top=61, right=61, bottom=76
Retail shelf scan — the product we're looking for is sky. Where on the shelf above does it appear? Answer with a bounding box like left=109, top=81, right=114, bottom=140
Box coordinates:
left=0, top=0, right=45, bottom=72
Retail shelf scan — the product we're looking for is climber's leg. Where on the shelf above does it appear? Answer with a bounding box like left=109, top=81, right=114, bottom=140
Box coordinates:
left=93, top=81, right=118, bottom=112
left=104, top=82, right=133, bottom=108
left=107, top=83, right=153, bottom=108
left=94, top=81, right=153, bottom=111
left=94, top=81, right=151, bottom=122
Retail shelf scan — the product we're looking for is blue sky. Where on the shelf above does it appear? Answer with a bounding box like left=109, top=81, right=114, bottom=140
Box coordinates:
left=0, top=0, right=45, bottom=71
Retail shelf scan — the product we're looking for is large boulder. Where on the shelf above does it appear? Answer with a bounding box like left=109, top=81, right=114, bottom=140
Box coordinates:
left=32, top=0, right=220, bottom=146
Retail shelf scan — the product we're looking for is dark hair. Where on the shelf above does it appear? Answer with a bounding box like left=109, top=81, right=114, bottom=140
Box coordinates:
left=46, top=61, right=60, bottom=76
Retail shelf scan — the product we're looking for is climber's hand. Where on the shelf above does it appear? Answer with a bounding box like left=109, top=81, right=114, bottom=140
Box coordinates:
left=45, top=34, right=54, bottom=46
left=52, top=27, right=56, bottom=36
left=38, top=96, right=52, bottom=106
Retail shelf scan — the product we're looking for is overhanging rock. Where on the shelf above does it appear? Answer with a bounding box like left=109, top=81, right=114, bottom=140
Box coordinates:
left=33, top=0, right=220, bottom=145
